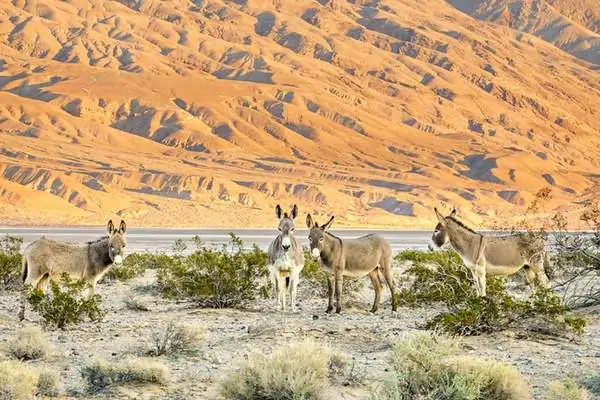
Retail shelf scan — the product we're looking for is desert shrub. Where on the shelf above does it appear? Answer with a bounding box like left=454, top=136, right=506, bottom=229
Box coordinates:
left=373, top=333, right=531, bottom=400
left=146, top=321, right=203, bottom=356
left=580, top=375, right=600, bottom=395
left=6, top=326, right=51, bottom=361
left=0, top=360, right=38, bottom=399
left=546, top=378, right=590, bottom=400
left=327, top=352, right=365, bottom=387
left=0, top=235, right=23, bottom=290
left=395, top=248, right=585, bottom=336
left=104, top=253, right=149, bottom=281
left=81, top=358, right=169, bottom=394
left=124, top=295, right=150, bottom=311
left=37, top=369, right=60, bottom=397
left=157, top=234, right=270, bottom=308
left=220, top=339, right=333, bottom=399
left=26, top=274, right=105, bottom=329
left=301, top=247, right=364, bottom=299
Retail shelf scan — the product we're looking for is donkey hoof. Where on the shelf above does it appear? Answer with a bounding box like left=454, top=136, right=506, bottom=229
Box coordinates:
left=326, top=307, right=333, bottom=314
left=335, top=308, right=341, bottom=314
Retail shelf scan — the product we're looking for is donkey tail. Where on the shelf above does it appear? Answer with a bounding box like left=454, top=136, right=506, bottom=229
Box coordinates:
left=21, top=258, right=28, bottom=283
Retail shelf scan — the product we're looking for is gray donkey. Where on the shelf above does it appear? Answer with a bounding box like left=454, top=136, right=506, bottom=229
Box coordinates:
left=306, top=214, right=397, bottom=314
left=267, top=205, right=305, bottom=312
left=429, top=208, right=549, bottom=297
left=18, top=219, right=128, bottom=321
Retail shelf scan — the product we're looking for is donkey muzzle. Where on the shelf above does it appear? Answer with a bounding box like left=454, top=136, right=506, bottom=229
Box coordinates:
left=113, top=255, right=123, bottom=265
left=281, top=236, right=291, bottom=251
left=311, top=248, right=321, bottom=258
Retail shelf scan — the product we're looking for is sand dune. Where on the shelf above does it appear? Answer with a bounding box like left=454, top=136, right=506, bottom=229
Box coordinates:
left=0, top=0, right=598, bottom=229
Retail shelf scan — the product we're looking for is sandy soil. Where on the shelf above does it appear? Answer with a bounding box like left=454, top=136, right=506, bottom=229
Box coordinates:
left=2, top=265, right=599, bottom=400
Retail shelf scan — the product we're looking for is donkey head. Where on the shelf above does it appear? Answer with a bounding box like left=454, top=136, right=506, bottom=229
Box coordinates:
left=107, top=219, right=127, bottom=265
left=306, top=214, right=334, bottom=258
left=276, top=204, right=298, bottom=252
left=428, top=207, right=456, bottom=251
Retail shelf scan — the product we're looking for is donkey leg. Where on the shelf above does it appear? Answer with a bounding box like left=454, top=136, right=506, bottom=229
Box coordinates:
left=532, top=263, right=550, bottom=289
left=277, top=275, right=287, bottom=311
left=523, top=266, right=537, bottom=294
left=289, top=272, right=300, bottom=313
left=368, top=269, right=383, bottom=313
left=475, top=264, right=487, bottom=297
left=326, top=275, right=334, bottom=313
left=381, top=258, right=397, bottom=312
left=334, top=271, right=344, bottom=314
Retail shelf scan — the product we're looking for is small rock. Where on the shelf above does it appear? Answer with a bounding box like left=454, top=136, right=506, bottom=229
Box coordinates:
left=575, top=351, right=582, bottom=357
left=312, top=315, right=319, bottom=320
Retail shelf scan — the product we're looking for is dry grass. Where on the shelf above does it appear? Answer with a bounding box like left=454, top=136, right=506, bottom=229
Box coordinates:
left=36, top=368, right=61, bottom=397
left=546, top=378, right=590, bottom=400
left=146, top=321, right=203, bottom=356
left=5, top=326, right=51, bottom=361
left=81, top=358, right=170, bottom=394
left=0, top=360, right=38, bottom=400
left=124, top=295, right=151, bottom=312
left=220, top=339, right=333, bottom=400
left=374, top=333, right=531, bottom=400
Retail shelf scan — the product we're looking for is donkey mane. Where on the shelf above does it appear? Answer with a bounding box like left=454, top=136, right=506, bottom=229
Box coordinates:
left=87, top=236, right=109, bottom=245
left=446, top=216, right=478, bottom=234
left=324, top=230, right=343, bottom=245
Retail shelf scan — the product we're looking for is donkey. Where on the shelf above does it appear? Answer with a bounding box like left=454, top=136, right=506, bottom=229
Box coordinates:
left=18, top=219, right=128, bottom=321
left=429, top=208, right=549, bottom=297
left=267, top=205, right=305, bottom=312
left=306, top=214, right=397, bottom=314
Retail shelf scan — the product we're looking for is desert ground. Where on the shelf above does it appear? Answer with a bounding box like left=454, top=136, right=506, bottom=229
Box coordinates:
left=1, top=256, right=599, bottom=400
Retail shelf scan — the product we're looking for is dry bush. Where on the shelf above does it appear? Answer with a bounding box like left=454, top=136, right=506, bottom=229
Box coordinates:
left=37, top=368, right=61, bottom=397
left=0, top=235, right=23, bottom=290
left=373, top=333, right=531, bottom=400
left=220, top=339, right=333, bottom=400
left=81, top=358, right=169, bottom=394
left=546, top=378, right=590, bottom=400
left=124, top=295, right=150, bottom=312
left=6, top=326, right=51, bottom=361
left=0, top=360, right=38, bottom=399
left=146, top=321, right=203, bottom=356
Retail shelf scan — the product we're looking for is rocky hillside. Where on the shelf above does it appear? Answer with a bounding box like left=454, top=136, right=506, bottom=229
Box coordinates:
left=0, top=0, right=598, bottom=228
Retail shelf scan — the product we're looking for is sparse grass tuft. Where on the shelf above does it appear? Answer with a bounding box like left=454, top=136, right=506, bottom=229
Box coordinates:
left=147, top=321, right=203, bottom=356
left=124, top=295, right=150, bottom=312
left=37, top=368, right=61, bottom=397
left=0, top=360, right=38, bottom=399
left=373, top=333, right=531, bottom=400
left=546, top=378, right=590, bottom=400
left=6, top=326, right=51, bottom=361
left=220, top=339, right=332, bottom=400
left=81, top=358, right=169, bottom=394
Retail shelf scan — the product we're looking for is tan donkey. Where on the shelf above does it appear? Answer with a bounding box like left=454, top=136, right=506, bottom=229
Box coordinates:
left=306, top=214, right=397, bottom=314
left=429, top=208, right=550, bottom=297
left=18, top=219, right=128, bottom=321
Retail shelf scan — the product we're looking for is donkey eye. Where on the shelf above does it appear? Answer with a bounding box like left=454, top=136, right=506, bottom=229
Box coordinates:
left=318, top=238, right=324, bottom=242
left=290, top=227, right=295, bottom=232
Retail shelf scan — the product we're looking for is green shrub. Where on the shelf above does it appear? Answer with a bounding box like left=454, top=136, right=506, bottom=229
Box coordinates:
left=104, top=253, right=149, bottom=281
left=157, top=234, right=270, bottom=308
left=395, top=249, right=585, bottom=336
left=81, top=358, right=169, bottom=394
left=6, top=326, right=51, bottom=361
left=26, top=274, right=105, bottom=329
left=0, top=235, right=23, bottom=290
left=580, top=375, right=600, bottom=395
left=220, top=339, right=332, bottom=400
left=373, top=333, right=531, bottom=400
left=146, top=321, right=203, bottom=356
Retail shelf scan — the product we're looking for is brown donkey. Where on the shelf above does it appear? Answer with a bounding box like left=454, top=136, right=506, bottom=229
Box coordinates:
left=306, top=214, right=397, bottom=314
left=19, top=220, right=128, bottom=321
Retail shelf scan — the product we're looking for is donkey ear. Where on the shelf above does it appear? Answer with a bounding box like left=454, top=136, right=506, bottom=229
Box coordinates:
left=306, top=213, right=314, bottom=228
left=107, top=219, right=115, bottom=234
left=321, top=216, right=335, bottom=231
left=275, top=204, right=282, bottom=219
left=119, top=219, right=127, bottom=234
left=291, top=204, right=298, bottom=220
left=434, top=208, right=446, bottom=226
